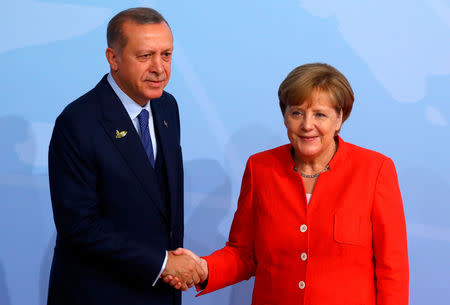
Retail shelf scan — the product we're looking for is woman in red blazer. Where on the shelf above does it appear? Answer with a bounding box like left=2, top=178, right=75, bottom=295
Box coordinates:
left=166, top=63, right=409, bottom=305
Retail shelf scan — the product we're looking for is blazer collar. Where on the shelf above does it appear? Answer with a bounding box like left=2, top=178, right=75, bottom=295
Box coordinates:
left=328, top=135, right=347, bottom=169
left=150, top=97, right=181, bottom=228
left=96, top=75, right=169, bottom=222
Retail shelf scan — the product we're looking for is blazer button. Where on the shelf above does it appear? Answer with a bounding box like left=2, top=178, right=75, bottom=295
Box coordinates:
left=300, top=252, right=307, bottom=261
left=300, top=224, right=307, bottom=232
left=298, top=281, right=306, bottom=289
left=169, top=231, right=173, bottom=240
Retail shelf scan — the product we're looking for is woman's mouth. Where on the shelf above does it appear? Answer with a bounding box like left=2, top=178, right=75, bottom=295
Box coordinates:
left=299, top=136, right=318, bottom=141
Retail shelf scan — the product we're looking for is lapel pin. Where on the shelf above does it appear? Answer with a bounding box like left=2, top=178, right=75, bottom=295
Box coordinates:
left=163, top=120, right=168, bottom=128
left=115, top=130, right=127, bottom=139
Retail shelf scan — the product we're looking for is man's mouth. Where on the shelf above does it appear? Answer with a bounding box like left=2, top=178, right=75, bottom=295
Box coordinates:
left=145, top=79, right=165, bottom=87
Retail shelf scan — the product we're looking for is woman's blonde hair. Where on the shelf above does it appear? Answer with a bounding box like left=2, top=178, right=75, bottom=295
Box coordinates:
left=278, top=63, right=354, bottom=124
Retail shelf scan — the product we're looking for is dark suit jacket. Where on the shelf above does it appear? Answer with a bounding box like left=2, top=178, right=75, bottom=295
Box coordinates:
left=47, top=75, right=184, bottom=305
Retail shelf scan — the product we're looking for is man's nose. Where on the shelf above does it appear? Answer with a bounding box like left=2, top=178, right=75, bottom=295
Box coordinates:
left=150, top=56, right=164, bottom=74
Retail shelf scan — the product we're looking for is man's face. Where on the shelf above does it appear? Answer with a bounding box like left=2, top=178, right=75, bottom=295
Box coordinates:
left=107, top=21, right=173, bottom=106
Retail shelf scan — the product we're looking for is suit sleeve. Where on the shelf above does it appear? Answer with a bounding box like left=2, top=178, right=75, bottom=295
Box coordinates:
left=372, top=158, right=409, bottom=305
left=197, top=158, right=257, bottom=296
left=49, top=113, right=166, bottom=283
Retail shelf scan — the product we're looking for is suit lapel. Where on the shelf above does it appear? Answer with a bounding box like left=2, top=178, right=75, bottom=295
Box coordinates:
left=96, top=76, right=169, bottom=222
left=151, top=97, right=180, bottom=227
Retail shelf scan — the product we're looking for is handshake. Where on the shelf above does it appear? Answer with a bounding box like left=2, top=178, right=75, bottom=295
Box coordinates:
left=161, top=248, right=208, bottom=291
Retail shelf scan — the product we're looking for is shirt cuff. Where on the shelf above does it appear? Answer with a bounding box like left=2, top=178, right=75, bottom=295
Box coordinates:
left=152, top=250, right=168, bottom=286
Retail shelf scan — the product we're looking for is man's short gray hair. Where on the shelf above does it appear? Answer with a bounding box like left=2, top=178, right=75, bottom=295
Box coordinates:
left=107, top=7, right=169, bottom=53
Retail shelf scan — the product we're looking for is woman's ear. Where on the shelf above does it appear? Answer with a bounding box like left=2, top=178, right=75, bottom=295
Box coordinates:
left=336, top=109, right=343, bottom=132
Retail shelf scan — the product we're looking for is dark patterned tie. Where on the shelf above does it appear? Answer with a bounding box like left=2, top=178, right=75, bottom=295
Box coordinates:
left=138, top=109, right=155, bottom=167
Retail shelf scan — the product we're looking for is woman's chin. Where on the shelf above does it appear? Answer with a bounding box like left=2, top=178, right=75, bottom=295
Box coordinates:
left=294, top=147, right=320, bottom=160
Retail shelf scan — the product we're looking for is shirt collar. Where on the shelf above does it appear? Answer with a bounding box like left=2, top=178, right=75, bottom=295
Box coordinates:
left=107, top=73, right=151, bottom=120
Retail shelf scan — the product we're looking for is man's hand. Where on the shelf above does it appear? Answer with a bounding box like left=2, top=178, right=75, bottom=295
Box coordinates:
left=161, top=249, right=206, bottom=291
left=162, top=248, right=208, bottom=290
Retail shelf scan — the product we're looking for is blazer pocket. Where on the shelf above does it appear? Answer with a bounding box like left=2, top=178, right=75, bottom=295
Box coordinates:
left=334, top=212, right=363, bottom=246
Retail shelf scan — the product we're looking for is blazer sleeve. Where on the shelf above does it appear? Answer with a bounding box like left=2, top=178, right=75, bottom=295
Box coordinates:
left=197, top=157, right=257, bottom=296
left=48, top=113, right=166, bottom=283
left=372, top=158, right=409, bottom=305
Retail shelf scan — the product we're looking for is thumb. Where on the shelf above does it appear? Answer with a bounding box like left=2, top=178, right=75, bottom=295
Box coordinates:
left=182, top=249, right=201, bottom=262
left=172, top=248, right=185, bottom=256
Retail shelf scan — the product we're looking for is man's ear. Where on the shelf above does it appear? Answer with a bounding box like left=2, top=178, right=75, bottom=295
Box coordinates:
left=106, top=47, right=119, bottom=71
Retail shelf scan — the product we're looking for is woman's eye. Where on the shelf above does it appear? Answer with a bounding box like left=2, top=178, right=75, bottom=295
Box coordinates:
left=316, top=113, right=326, bottom=117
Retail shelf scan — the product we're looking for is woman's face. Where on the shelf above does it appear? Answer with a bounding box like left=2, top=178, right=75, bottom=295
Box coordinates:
left=284, top=89, right=343, bottom=162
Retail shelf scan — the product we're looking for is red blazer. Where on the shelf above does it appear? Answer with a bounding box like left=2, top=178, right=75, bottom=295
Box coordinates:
left=198, top=137, right=409, bottom=305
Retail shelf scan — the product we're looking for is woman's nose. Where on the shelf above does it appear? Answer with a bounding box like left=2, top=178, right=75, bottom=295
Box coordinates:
left=301, top=115, right=313, bottom=130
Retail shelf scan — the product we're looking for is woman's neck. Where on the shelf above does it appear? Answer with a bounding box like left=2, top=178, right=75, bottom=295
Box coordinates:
left=294, top=138, right=337, bottom=175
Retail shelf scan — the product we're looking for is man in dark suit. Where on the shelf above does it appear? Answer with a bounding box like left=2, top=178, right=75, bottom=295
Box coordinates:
left=47, top=7, right=204, bottom=305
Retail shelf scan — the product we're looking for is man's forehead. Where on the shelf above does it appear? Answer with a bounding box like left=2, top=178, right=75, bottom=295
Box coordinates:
left=122, top=20, right=171, bottom=34
left=121, top=21, right=173, bottom=49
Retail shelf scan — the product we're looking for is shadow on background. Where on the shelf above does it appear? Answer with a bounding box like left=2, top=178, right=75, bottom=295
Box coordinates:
left=224, top=124, right=284, bottom=180
left=399, top=167, right=450, bottom=305
left=0, top=260, right=11, bottom=305
left=182, top=158, right=233, bottom=304
left=0, top=115, right=49, bottom=305
left=39, top=233, right=56, bottom=305
left=0, top=115, right=33, bottom=174
left=181, top=125, right=283, bottom=304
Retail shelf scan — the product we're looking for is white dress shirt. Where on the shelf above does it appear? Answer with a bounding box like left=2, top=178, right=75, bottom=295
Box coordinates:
left=107, top=74, right=157, bottom=159
left=107, top=74, right=167, bottom=286
left=306, top=193, right=312, bottom=204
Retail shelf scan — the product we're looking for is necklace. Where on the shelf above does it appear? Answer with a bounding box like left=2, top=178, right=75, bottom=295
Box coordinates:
left=294, top=165, right=330, bottom=178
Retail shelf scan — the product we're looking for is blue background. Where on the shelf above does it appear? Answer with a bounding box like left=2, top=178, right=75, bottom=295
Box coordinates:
left=1, top=1, right=449, bottom=304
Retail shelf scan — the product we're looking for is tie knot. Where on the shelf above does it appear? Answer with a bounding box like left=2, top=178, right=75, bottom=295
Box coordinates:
left=138, top=109, right=149, bottom=123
